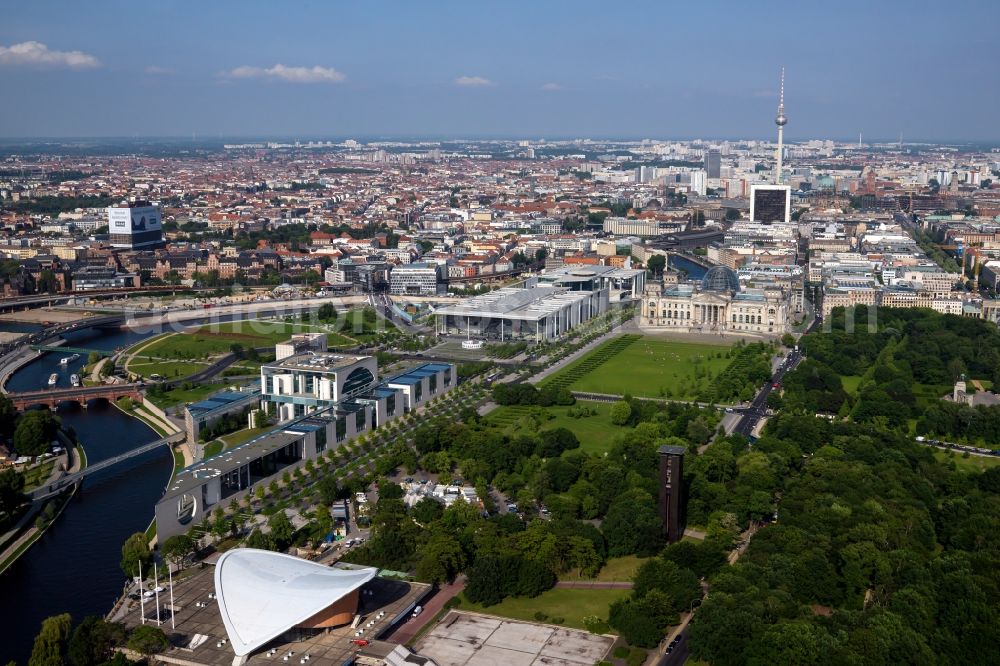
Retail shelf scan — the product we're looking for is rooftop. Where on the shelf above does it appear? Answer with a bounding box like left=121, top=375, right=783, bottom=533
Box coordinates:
left=215, top=549, right=378, bottom=656
left=434, top=286, right=595, bottom=321
left=117, top=556, right=430, bottom=666
left=268, top=352, right=372, bottom=373
left=413, top=611, right=614, bottom=666
left=187, top=387, right=260, bottom=419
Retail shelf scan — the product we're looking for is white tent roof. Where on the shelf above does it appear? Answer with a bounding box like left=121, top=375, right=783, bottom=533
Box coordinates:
left=214, top=548, right=378, bottom=656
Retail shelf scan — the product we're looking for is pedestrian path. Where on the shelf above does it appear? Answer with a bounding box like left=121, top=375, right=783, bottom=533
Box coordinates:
left=388, top=577, right=466, bottom=645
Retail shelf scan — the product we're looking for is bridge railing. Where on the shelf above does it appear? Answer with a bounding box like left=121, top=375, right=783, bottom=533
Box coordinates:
left=29, top=432, right=184, bottom=500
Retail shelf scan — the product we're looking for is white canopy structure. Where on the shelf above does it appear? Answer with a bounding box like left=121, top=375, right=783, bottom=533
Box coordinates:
left=214, top=548, right=378, bottom=657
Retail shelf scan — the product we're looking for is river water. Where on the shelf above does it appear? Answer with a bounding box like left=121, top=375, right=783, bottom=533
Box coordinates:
left=668, top=254, right=709, bottom=280
left=0, top=326, right=171, bottom=666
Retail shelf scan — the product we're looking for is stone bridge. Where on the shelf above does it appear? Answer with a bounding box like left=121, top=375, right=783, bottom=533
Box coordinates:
left=7, top=383, right=143, bottom=410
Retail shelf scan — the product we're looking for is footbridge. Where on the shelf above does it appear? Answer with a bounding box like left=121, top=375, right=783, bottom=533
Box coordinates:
left=29, top=344, right=116, bottom=357
left=30, top=431, right=185, bottom=501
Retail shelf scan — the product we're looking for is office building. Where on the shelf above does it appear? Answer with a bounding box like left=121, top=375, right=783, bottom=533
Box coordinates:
left=388, top=262, right=440, bottom=295
left=275, top=332, right=327, bottom=360
left=603, top=216, right=682, bottom=237
left=689, top=169, right=707, bottom=196
left=434, top=284, right=608, bottom=342
left=183, top=386, right=261, bottom=450
left=704, top=149, right=721, bottom=178
left=107, top=200, right=164, bottom=250
left=749, top=184, right=791, bottom=223
left=156, top=349, right=455, bottom=540
left=71, top=266, right=140, bottom=290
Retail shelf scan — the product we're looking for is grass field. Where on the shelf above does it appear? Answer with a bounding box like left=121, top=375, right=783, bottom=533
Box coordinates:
left=934, top=449, right=1000, bottom=472
left=542, top=335, right=732, bottom=400
left=133, top=321, right=356, bottom=365
left=488, top=403, right=626, bottom=455
left=204, top=426, right=273, bottom=460
left=203, top=440, right=224, bottom=459
left=21, top=460, right=56, bottom=491
left=840, top=375, right=863, bottom=396
left=223, top=426, right=271, bottom=447
left=561, top=555, right=646, bottom=582
left=129, top=359, right=208, bottom=380
left=144, top=383, right=221, bottom=409
left=913, top=383, right=952, bottom=406
left=458, top=587, right=630, bottom=630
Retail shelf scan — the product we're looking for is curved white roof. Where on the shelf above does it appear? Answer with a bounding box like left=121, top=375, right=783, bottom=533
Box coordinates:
left=214, top=548, right=378, bottom=656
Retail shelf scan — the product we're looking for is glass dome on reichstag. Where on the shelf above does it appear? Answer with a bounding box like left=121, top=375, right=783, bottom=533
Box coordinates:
left=701, top=266, right=740, bottom=293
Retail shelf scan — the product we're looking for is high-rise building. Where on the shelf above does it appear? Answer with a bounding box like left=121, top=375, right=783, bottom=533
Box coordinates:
left=658, top=445, right=686, bottom=543
left=750, top=184, right=791, bottom=223
left=704, top=149, right=721, bottom=178
left=689, top=169, right=707, bottom=196
left=107, top=200, right=164, bottom=250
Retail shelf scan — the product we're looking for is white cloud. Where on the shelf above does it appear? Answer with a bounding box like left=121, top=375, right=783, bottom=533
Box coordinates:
left=455, top=75, right=494, bottom=87
left=223, top=63, right=345, bottom=83
left=144, top=65, right=173, bottom=75
left=0, top=41, right=100, bottom=69
left=541, top=82, right=564, bottom=91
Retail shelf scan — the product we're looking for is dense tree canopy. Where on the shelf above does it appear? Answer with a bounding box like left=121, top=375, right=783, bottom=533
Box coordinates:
left=13, top=410, right=61, bottom=457
left=687, top=416, right=1000, bottom=666
left=28, top=613, right=72, bottom=666
left=119, top=533, right=151, bottom=579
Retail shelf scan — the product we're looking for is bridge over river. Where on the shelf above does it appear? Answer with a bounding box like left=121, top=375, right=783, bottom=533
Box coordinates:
left=29, top=431, right=185, bottom=501
left=5, top=383, right=144, bottom=410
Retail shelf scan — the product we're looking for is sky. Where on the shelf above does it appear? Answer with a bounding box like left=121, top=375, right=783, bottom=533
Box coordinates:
left=1, top=0, right=999, bottom=141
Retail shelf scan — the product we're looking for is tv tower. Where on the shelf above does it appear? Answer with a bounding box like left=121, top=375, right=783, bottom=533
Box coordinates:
left=775, top=68, right=787, bottom=185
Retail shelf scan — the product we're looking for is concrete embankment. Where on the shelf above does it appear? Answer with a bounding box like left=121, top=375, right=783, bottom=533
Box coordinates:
left=0, top=338, right=66, bottom=392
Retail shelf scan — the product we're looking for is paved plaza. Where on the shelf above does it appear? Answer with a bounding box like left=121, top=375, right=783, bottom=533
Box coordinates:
left=118, top=563, right=430, bottom=666
left=414, top=611, right=614, bottom=666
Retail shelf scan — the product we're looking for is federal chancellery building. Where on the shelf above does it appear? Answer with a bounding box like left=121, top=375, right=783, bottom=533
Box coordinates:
left=640, top=266, right=793, bottom=336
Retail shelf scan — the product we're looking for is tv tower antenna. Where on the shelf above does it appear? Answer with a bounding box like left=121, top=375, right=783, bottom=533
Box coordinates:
left=775, top=68, right=787, bottom=185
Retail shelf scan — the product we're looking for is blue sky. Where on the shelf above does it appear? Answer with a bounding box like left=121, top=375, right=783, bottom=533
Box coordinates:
left=1, top=0, right=998, bottom=140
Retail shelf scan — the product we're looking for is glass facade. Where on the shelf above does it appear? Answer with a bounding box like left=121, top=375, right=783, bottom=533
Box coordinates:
left=752, top=189, right=789, bottom=223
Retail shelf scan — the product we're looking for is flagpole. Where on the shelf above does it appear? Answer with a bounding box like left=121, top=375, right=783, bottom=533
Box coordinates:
left=154, top=561, right=161, bottom=626
left=138, top=559, right=145, bottom=624
left=169, top=563, right=176, bottom=630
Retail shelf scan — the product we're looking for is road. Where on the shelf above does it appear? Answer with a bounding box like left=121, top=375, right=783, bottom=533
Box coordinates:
left=383, top=577, right=466, bottom=645
left=733, top=317, right=821, bottom=439
left=658, top=628, right=689, bottom=666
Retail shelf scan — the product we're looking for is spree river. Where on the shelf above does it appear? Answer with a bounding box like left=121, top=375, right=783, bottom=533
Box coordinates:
left=667, top=254, right=709, bottom=280
left=0, top=326, right=171, bottom=666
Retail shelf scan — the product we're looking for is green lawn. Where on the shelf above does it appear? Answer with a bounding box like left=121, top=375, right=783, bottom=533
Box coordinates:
left=145, top=383, right=222, bottom=409
left=488, top=403, right=627, bottom=455
left=129, top=359, right=208, bottom=380
left=458, top=587, right=630, bottom=630
left=913, top=383, right=953, bottom=409
left=934, top=449, right=1000, bottom=472
left=840, top=375, right=863, bottom=396
left=223, top=426, right=271, bottom=447
left=561, top=555, right=646, bottom=582
left=203, top=440, right=224, bottom=459
left=172, top=448, right=186, bottom=473
left=21, top=460, right=57, bottom=491
left=132, top=321, right=356, bottom=366
left=543, top=336, right=732, bottom=400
